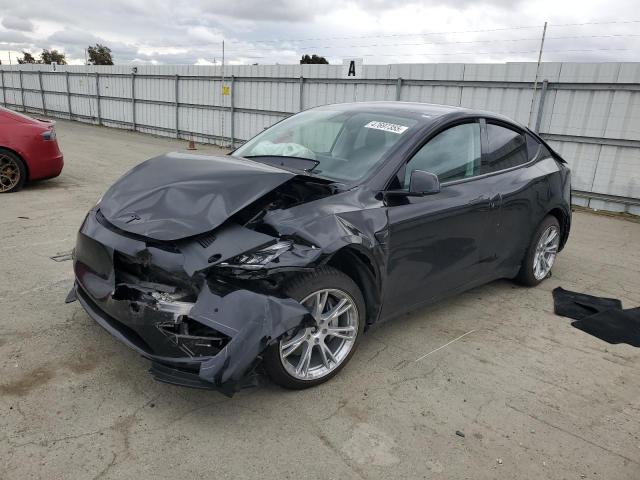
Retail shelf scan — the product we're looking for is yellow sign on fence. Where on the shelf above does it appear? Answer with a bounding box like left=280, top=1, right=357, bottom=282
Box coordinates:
left=222, top=85, right=230, bottom=96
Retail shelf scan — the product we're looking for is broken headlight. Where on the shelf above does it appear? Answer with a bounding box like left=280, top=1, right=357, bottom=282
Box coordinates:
left=221, top=240, right=292, bottom=269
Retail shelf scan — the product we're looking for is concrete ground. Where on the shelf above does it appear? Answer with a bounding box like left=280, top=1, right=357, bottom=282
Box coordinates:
left=1, top=119, right=639, bottom=480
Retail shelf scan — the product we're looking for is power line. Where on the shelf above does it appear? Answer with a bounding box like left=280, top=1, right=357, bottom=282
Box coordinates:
left=230, top=47, right=634, bottom=61
left=339, top=48, right=634, bottom=58
left=143, top=22, right=640, bottom=56
left=233, top=20, right=640, bottom=45
left=244, top=25, right=543, bottom=44
left=550, top=20, right=640, bottom=27
left=152, top=27, right=541, bottom=51
left=222, top=33, right=640, bottom=55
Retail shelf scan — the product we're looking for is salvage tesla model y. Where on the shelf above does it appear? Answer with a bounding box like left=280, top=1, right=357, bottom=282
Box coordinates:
left=67, top=102, right=571, bottom=395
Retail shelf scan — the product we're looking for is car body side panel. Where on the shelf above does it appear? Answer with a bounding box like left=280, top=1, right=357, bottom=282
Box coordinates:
left=381, top=179, right=495, bottom=316
left=491, top=157, right=570, bottom=275
left=260, top=189, right=389, bottom=323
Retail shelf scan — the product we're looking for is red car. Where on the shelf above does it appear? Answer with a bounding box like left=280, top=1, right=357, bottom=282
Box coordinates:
left=0, top=107, right=64, bottom=193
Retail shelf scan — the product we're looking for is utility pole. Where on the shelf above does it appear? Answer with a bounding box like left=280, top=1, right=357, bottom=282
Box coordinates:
left=221, top=40, right=225, bottom=98
left=528, top=22, right=548, bottom=127
left=221, top=40, right=226, bottom=147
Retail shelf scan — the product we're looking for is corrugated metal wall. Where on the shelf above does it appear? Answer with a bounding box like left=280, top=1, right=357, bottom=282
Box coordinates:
left=1, top=62, right=639, bottom=214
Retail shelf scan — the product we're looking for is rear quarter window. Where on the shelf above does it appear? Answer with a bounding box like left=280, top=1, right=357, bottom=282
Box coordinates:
left=526, top=133, right=542, bottom=161
left=482, top=124, right=528, bottom=174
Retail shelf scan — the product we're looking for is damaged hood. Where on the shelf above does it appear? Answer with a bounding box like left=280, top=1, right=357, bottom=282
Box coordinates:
left=99, top=152, right=296, bottom=241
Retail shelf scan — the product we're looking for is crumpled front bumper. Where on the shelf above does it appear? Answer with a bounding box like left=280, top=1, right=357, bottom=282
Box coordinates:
left=69, top=210, right=313, bottom=396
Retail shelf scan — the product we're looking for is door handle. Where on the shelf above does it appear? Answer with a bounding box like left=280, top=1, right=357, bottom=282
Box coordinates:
left=468, top=196, right=490, bottom=206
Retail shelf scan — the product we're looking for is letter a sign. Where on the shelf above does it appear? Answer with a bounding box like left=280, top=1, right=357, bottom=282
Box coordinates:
left=342, top=58, right=363, bottom=79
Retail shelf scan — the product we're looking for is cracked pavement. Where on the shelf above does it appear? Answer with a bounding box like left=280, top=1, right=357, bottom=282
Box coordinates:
left=1, top=120, right=639, bottom=479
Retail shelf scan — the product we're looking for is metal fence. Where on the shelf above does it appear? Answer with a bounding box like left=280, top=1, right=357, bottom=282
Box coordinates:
left=1, top=62, right=639, bottom=214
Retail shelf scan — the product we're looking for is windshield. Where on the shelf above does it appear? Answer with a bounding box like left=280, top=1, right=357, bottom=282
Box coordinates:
left=233, top=107, right=418, bottom=182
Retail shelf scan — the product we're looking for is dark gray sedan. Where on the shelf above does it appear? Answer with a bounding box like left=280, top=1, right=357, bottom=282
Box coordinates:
left=68, top=102, right=571, bottom=394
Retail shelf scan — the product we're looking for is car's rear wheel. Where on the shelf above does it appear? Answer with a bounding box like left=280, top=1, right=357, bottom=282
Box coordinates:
left=263, top=267, right=365, bottom=389
left=516, top=215, right=561, bottom=286
left=0, top=149, right=27, bottom=193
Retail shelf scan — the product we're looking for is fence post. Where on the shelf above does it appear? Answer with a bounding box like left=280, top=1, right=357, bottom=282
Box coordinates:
left=38, top=70, right=47, bottom=116
left=174, top=74, right=179, bottom=139
left=534, top=79, right=548, bottom=133
left=131, top=72, right=136, bottom=132
left=396, top=77, right=402, bottom=101
left=0, top=70, right=5, bottom=107
left=19, top=70, right=26, bottom=112
left=65, top=71, right=72, bottom=119
left=299, top=75, right=304, bottom=112
left=95, top=72, right=102, bottom=125
left=230, top=75, right=235, bottom=148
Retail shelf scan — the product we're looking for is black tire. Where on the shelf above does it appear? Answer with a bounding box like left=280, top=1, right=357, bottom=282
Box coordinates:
left=263, top=266, right=366, bottom=390
left=0, top=149, right=27, bottom=193
left=516, top=215, right=561, bottom=287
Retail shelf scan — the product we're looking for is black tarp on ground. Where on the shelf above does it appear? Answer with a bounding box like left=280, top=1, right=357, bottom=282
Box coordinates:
left=552, top=287, right=623, bottom=320
left=552, top=287, right=640, bottom=348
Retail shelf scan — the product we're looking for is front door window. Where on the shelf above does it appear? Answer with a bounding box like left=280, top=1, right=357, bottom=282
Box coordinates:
left=403, top=122, right=482, bottom=187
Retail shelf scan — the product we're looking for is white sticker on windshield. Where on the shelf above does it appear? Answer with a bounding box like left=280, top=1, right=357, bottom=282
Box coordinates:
left=364, top=121, right=409, bottom=134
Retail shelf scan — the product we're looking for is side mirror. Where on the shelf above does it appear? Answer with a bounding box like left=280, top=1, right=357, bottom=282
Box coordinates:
left=409, top=170, right=440, bottom=195
left=382, top=170, right=440, bottom=199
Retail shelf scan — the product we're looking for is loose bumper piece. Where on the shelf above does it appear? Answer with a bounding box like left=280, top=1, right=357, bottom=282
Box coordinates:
left=72, top=281, right=312, bottom=395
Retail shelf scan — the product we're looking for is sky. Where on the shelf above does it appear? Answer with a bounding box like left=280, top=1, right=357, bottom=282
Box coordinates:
left=0, top=0, right=639, bottom=66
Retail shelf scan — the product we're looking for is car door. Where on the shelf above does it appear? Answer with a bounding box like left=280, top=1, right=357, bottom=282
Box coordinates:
left=381, top=120, right=500, bottom=317
left=481, top=122, right=558, bottom=276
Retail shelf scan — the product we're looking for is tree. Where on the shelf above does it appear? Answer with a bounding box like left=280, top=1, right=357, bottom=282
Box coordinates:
left=300, top=54, right=328, bottom=65
left=40, top=49, right=67, bottom=65
left=17, top=52, right=37, bottom=64
left=87, top=44, right=114, bottom=65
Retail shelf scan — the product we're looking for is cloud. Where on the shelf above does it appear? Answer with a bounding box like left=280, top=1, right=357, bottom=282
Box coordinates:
left=1, top=16, right=34, bottom=32
left=0, top=29, right=31, bottom=43
left=195, top=0, right=328, bottom=22
left=0, top=0, right=638, bottom=65
left=48, top=28, right=102, bottom=46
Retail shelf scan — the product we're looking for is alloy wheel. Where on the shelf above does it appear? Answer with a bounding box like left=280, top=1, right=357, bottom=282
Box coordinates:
left=0, top=153, right=21, bottom=192
left=279, top=288, right=359, bottom=380
left=533, top=225, right=560, bottom=280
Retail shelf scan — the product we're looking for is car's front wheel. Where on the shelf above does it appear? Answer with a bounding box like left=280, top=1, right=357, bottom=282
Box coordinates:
left=516, top=215, right=561, bottom=286
left=263, top=266, right=365, bottom=389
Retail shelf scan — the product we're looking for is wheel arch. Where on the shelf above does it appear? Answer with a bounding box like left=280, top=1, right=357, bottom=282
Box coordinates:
left=325, top=245, right=382, bottom=326
left=547, top=206, right=570, bottom=250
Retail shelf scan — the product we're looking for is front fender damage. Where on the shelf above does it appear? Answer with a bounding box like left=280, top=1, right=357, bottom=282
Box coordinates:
left=69, top=180, right=390, bottom=396
left=70, top=209, right=318, bottom=396
left=188, top=286, right=313, bottom=388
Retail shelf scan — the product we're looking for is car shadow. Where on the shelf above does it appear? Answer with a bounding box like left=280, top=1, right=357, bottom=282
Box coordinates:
left=25, top=176, right=81, bottom=192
